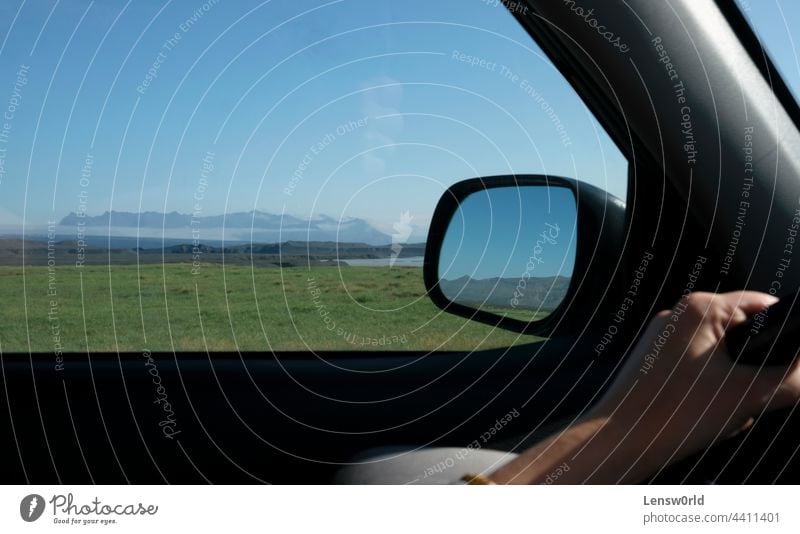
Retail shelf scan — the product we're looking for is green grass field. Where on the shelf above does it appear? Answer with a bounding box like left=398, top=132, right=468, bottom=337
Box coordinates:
left=0, top=264, right=536, bottom=353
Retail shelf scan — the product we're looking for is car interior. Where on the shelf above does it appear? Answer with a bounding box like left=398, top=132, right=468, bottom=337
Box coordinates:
left=2, top=0, right=800, bottom=484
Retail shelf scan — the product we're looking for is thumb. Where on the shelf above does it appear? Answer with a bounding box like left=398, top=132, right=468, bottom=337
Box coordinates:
left=720, top=291, right=779, bottom=328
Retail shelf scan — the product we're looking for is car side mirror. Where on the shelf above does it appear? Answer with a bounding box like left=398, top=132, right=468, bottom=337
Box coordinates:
left=424, top=175, right=626, bottom=336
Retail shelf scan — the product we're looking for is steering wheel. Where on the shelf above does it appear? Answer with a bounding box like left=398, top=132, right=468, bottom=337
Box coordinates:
left=653, top=296, right=800, bottom=483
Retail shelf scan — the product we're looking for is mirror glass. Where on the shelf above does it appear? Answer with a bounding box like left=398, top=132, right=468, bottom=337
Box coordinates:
left=438, top=185, right=577, bottom=322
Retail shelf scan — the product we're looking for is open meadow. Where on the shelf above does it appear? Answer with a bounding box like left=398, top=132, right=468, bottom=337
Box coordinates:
left=0, top=264, right=535, bottom=353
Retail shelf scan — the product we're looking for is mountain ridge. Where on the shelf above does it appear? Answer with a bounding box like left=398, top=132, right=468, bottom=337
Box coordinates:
left=57, top=209, right=394, bottom=246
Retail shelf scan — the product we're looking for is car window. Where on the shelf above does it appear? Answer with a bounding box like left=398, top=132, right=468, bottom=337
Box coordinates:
left=734, top=0, right=800, bottom=101
left=0, top=0, right=626, bottom=353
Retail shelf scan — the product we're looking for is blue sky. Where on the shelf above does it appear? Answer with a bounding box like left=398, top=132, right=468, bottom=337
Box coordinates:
left=0, top=0, right=796, bottom=239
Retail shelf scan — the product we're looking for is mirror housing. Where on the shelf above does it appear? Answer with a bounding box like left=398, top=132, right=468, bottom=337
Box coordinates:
left=424, top=175, right=626, bottom=336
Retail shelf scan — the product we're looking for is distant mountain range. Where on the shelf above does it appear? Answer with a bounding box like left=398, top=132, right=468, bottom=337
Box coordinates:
left=0, top=238, right=426, bottom=267
left=57, top=210, right=395, bottom=246
left=440, top=275, right=571, bottom=311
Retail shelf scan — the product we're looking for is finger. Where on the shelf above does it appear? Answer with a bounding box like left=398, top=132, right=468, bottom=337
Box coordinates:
left=719, top=290, right=779, bottom=318
left=703, top=291, right=779, bottom=335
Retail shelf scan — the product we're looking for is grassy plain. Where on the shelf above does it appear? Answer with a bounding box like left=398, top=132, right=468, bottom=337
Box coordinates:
left=0, top=264, right=534, bottom=353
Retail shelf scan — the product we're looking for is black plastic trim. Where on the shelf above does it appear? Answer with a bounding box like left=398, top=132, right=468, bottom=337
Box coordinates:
left=424, top=174, right=626, bottom=337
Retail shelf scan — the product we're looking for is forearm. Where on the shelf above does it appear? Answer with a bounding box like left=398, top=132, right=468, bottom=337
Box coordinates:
left=488, top=291, right=800, bottom=485
left=487, top=410, right=657, bottom=484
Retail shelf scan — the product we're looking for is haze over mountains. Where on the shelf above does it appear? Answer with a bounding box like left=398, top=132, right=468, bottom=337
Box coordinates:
left=0, top=209, right=428, bottom=266
left=0, top=238, right=426, bottom=267
left=53, top=209, right=402, bottom=246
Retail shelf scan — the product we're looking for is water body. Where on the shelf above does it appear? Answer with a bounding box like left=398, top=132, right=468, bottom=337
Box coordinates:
left=340, top=256, right=424, bottom=267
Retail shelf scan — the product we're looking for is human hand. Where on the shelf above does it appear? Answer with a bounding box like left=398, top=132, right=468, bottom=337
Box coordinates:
left=592, top=290, right=800, bottom=479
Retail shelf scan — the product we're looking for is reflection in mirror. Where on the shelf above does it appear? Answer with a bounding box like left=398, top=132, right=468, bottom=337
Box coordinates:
left=438, top=185, right=577, bottom=322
